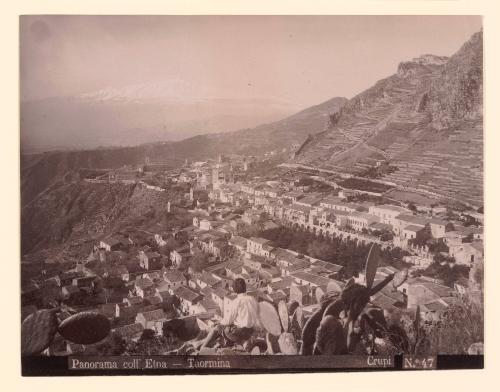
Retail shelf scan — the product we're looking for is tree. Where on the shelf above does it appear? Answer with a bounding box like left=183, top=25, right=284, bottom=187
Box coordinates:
left=96, top=332, right=126, bottom=355
left=175, top=230, right=189, bottom=245
left=307, top=240, right=334, bottom=262
left=140, top=328, right=156, bottom=341
left=165, top=237, right=180, bottom=253
left=461, top=215, right=479, bottom=227
left=407, top=202, right=417, bottom=212
left=219, top=244, right=236, bottom=261
left=190, top=252, right=209, bottom=273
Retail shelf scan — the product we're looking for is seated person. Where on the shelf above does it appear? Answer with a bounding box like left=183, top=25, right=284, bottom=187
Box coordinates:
left=190, top=278, right=261, bottom=350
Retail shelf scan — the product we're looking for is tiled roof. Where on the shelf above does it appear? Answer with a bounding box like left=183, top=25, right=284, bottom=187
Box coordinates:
left=135, top=278, right=153, bottom=289
left=410, top=278, right=453, bottom=297
left=288, top=204, right=312, bottom=213
left=397, top=214, right=429, bottom=226
left=213, top=287, right=229, bottom=299
left=139, top=309, right=165, bottom=322
left=310, top=259, right=343, bottom=273
left=164, top=270, right=186, bottom=283
left=174, top=286, right=202, bottom=303
left=422, top=300, right=448, bottom=312
left=268, top=277, right=293, bottom=290
left=199, top=298, right=219, bottom=311
left=248, top=237, right=270, bottom=245
left=200, top=286, right=214, bottom=297
left=125, top=296, right=143, bottom=305
left=320, top=196, right=343, bottom=205
left=198, top=273, right=220, bottom=287
left=371, top=293, right=400, bottom=310
left=291, top=271, right=331, bottom=287
left=369, top=222, right=393, bottom=231
left=404, top=224, right=425, bottom=232
left=229, top=235, right=247, bottom=248
left=373, top=204, right=407, bottom=212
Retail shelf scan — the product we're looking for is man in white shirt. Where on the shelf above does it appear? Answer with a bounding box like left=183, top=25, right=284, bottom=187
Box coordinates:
left=191, top=278, right=261, bottom=350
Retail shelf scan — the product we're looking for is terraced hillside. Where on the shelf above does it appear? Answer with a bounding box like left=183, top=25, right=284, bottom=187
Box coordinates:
left=294, top=31, right=483, bottom=207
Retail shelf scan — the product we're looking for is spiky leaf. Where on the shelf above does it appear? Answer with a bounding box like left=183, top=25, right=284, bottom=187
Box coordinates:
left=364, top=244, right=381, bottom=289
left=392, top=268, right=409, bottom=288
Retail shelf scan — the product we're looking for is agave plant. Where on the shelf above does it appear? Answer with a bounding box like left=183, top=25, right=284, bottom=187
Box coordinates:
left=299, top=244, right=409, bottom=355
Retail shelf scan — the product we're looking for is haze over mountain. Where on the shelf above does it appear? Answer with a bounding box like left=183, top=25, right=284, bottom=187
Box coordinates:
left=21, top=95, right=347, bottom=206
left=21, top=15, right=481, bottom=152
left=21, top=29, right=483, bottom=209
left=20, top=28, right=483, bottom=258
left=21, top=83, right=300, bottom=152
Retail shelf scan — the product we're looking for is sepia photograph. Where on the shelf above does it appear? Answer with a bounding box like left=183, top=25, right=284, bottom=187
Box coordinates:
left=19, top=15, right=484, bottom=375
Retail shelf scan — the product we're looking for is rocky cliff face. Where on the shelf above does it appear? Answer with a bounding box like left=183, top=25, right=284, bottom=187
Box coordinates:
left=426, top=31, right=483, bottom=130
left=294, top=31, right=483, bottom=207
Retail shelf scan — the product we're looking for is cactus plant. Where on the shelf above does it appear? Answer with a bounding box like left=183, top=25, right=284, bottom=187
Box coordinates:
left=299, top=244, right=409, bottom=355
left=278, top=300, right=289, bottom=333
left=58, top=311, right=111, bottom=345
left=259, top=301, right=282, bottom=337
left=21, top=309, right=58, bottom=355
left=21, top=308, right=112, bottom=355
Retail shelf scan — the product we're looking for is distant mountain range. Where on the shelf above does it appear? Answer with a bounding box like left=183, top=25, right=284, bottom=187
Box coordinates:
left=20, top=96, right=347, bottom=205
left=21, top=30, right=483, bottom=209
left=294, top=30, right=483, bottom=207
left=20, top=30, right=484, bottom=259
left=21, top=81, right=302, bottom=152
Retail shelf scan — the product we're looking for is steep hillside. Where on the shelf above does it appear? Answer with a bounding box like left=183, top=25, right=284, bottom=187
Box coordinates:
left=294, top=31, right=483, bottom=207
left=21, top=180, right=188, bottom=257
left=21, top=97, right=346, bottom=205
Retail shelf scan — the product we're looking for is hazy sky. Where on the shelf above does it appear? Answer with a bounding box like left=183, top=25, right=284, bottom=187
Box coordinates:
left=20, top=15, right=482, bottom=107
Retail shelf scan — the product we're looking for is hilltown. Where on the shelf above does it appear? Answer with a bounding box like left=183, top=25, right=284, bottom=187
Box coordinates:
left=21, top=153, right=484, bottom=355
